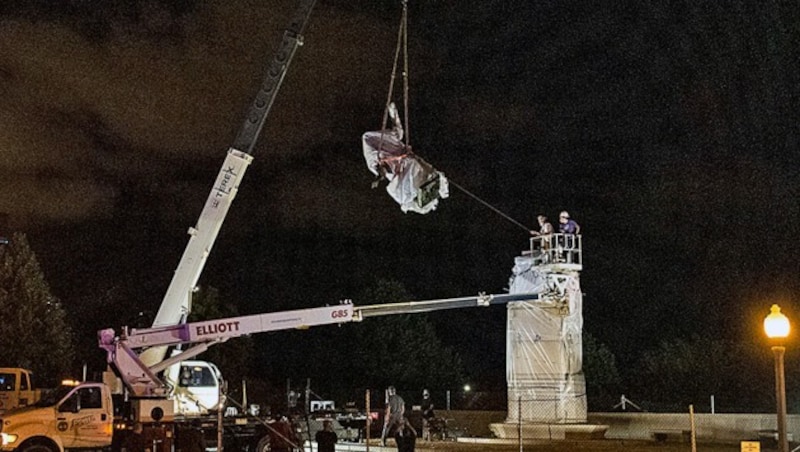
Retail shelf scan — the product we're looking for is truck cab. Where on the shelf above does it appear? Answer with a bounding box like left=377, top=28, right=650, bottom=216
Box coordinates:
left=0, top=368, right=41, bottom=415
left=166, top=360, right=223, bottom=416
left=0, top=382, right=113, bottom=452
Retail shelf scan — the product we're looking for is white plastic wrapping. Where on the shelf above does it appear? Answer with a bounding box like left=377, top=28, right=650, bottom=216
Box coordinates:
left=505, top=256, right=587, bottom=423
left=361, top=107, right=449, bottom=214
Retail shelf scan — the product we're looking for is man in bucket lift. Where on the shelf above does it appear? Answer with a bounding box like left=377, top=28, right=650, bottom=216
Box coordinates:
left=529, top=215, right=554, bottom=262
left=557, top=211, right=581, bottom=262
left=362, top=103, right=449, bottom=214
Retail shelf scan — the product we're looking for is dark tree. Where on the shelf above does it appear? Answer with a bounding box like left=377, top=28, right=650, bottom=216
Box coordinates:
left=252, top=278, right=467, bottom=404
left=632, top=335, right=774, bottom=413
left=328, top=279, right=465, bottom=393
left=583, top=332, right=621, bottom=408
left=0, top=232, right=74, bottom=385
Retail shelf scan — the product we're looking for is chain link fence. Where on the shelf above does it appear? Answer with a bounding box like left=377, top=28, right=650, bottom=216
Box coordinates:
left=274, top=385, right=793, bottom=446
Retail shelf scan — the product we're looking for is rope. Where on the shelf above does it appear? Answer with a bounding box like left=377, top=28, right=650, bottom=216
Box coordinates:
left=401, top=0, right=410, bottom=148
left=379, top=2, right=531, bottom=234
left=381, top=1, right=406, bottom=131
left=448, top=179, right=533, bottom=233
left=375, top=0, right=408, bottom=159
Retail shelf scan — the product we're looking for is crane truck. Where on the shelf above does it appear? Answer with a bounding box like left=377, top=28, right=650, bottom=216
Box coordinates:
left=2, top=0, right=321, bottom=449
left=0, top=293, right=537, bottom=452
left=0, top=0, right=556, bottom=450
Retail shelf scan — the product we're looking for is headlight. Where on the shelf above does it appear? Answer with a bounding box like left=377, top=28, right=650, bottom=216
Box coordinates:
left=1, top=433, right=18, bottom=446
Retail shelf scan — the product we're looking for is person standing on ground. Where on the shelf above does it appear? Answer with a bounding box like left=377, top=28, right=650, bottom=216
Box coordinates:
left=394, top=417, right=417, bottom=452
left=269, top=413, right=298, bottom=452
left=420, top=389, right=435, bottom=441
left=381, top=386, right=405, bottom=446
left=315, top=419, right=337, bottom=452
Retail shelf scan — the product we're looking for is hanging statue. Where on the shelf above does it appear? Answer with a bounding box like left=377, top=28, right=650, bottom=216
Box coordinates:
left=362, top=103, right=449, bottom=214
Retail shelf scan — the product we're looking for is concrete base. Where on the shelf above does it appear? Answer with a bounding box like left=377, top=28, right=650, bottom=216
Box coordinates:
left=589, top=412, right=800, bottom=443
left=489, top=422, right=608, bottom=440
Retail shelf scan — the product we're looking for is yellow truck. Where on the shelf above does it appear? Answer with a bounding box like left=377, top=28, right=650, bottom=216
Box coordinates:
left=0, top=369, right=41, bottom=415
left=0, top=381, right=112, bottom=452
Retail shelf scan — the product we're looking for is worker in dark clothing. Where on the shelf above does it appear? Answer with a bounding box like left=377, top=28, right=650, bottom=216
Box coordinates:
left=394, top=418, right=417, bottom=452
left=420, top=389, right=435, bottom=441
left=269, top=414, right=298, bottom=452
left=558, top=211, right=580, bottom=235
left=315, top=419, right=337, bottom=452
left=557, top=211, right=581, bottom=262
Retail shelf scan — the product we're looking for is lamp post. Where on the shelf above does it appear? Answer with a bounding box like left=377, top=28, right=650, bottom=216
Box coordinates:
left=764, top=304, right=790, bottom=452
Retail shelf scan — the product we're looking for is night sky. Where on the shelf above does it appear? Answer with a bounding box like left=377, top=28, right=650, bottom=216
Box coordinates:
left=1, top=1, right=799, bottom=388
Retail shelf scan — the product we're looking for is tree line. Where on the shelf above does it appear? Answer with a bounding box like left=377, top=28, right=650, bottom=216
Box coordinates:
left=0, top=232, right=791, bottom=414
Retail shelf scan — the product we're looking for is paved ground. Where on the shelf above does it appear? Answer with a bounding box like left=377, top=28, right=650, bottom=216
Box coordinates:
left=330, top=439, right=749, bottom=451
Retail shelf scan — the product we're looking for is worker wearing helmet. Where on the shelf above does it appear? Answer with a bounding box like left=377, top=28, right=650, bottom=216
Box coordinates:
left=558, top=211, right=580, bottom=235
left=557, top=211, right=581, bottom=263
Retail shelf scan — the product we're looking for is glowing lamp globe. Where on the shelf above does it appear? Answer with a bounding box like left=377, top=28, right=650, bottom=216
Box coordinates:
left=764, top=304, right=790, bottom=339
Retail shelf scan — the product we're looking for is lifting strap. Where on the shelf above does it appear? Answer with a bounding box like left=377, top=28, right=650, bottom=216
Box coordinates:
left=381, top=0, right=410, bottom=148
left=374, top=1, right=533, bottom=231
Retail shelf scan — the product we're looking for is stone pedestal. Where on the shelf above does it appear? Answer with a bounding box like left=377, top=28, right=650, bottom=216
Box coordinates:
left=500, top=253, right=587, bottom=431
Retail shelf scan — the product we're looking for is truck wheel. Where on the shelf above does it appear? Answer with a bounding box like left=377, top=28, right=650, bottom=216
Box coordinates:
left=18, top=442, right=57, bottom=452
left=254, top=435, right=271, bottom=452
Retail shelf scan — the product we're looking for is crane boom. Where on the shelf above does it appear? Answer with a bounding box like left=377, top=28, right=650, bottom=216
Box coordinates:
left=99, top=292, right=541, bottom=398
left=141, top=0, right=317, bottom=368
left=353, top=292, right=538, bottom=319
left=232, top=0, right=315, bottom=153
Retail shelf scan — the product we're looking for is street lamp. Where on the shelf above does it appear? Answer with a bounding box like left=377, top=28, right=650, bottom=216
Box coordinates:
left=764, top=304, right=790, bottom=452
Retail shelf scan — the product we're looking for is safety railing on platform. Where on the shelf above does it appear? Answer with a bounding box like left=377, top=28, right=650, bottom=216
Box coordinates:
left=525, top=233, right=582, bottom=267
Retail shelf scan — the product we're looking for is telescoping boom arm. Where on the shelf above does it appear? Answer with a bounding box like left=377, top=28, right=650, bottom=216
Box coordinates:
left=99, top=292, right=539, bottom=397
left=140, top=0, right=317, bottom=368
left=352, top=292, right=534, bottom=319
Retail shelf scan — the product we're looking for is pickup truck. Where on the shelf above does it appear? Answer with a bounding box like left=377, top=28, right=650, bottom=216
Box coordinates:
left=0, top=370, right=277, bottom=452
left=0, top=369, right=41, bottom=415
left=0, top=381, right=113, bottom=452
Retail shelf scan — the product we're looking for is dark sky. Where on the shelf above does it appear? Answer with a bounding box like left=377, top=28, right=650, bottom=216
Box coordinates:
left=1, top=1, right=799, bottom=386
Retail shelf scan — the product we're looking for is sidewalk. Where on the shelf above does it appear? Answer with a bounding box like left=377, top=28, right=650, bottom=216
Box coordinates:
left=311, top=438, right=743, bottom=452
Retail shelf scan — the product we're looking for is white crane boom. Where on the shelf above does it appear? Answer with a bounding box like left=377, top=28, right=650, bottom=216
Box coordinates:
left=99, top=292, right=539, bottom=398
left=139, top=0, right=316, bottom=368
